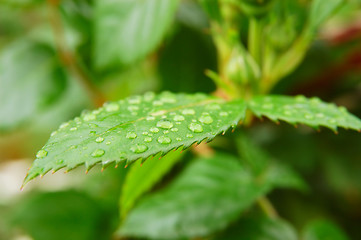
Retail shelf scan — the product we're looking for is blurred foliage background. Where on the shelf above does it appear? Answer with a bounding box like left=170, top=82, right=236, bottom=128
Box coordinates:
left=1, top=0, right=361, bottom=239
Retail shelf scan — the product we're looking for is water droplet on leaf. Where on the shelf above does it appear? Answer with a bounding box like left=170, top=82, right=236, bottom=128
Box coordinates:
left=199, top=114, right=213, bottom=124
left=157, top=136, right=171, bottom=144
left=156, top=120, right=173, bottom=129
left=126, top=132, right=137, bottom=139
left=188, top=123, right=203, bottom=133
left=91, top=149, right=105, bottom=157
left=174, top=115, right=185, bottom=121
left=219, top=112, right=228, bottom=117
left=83, top=113, right=96, bottom=121
left=96, top=137, right=104, bottom=143
left=182, top=109, right=195, bottom=115
left=144, top=137, right=152, bottom=142
left=105, top=102, right=120, bottom=112
left=130, top=144, right=148, bottom=153
left=150, top=127, right=159, bottom=133
left=36, top=149, right=48, bottom=158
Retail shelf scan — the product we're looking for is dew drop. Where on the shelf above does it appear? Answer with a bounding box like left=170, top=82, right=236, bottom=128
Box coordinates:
left=105, top=102, right=119, bottom=112
left=295, top=95, right=306, bottom=102
left=262, top=103, right=274, bottom=109
left=146, top=116, right=155, bottom=121
left=105, top=141, right=111, bottom=145
left=284, top=110, right=292, bottom=116
left=144, top=137, right=152, bottom=142
left=163, top=130, right=169, bottom=134
left=91, top=149, right=105, bottom=157
left=150, top=127, right=159, bottom=133
left=142, top=132, right=149, bottom=135
left=36, top=149, right=48, bottom=158
left=176, top=137, right=182, bottom=141
left=188, top=123, right=203, bottom=133
left=130, top=144, right=148, bottom=153
left=182, top=109, right=195, bottom=115
left=186, top=133, right=193, bottom=138
left=175, top=122, right=181, bottom=125
left=50, top=131, right=57, bottom=136
left=89, top=130, right=97, bottom=136
left=153, top=100, right=163, bottom=106
left=199, top=114, right=213, bottom=124
left=88, top=123, right=98, bottom=128
left=144, top=92, right=155, bottom=101
left=219, top=112, right=228, bottom=117
left=173, top=115, right=185, bottom=121
left=70, top=127, right=77, bottom=131
left=128, top=105, right=139, bottom=112
left=83, top=113, right=96, bottom=121
left=304, top=113, right=314, bottom=120
left=56, top=159, right=64, bottom=164
left=206, top=103, right=221, bottom=110
left=157, top=136, right=171, bottom=144
left=171, top=128, right=178, bottom=132
left=126, top=132, right=137, bottom=139
left=128, top=96, right=142, bottom=104
left=160, top=92, right=176, bottom=103
left=316, top=113, right=325, bottom=118
left=96, top=137, right=104, bottom=143
left=156, top=120, right=173, bottom=129
left=328, top=119, right=337, bottom=124
left=59, top=122, right=70, bottom=129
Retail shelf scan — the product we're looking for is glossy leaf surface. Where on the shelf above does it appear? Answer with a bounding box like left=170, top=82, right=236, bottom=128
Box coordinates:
left=24, top=92, right=246, bottom=185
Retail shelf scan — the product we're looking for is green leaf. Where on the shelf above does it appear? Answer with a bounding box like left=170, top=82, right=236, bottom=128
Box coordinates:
left=302, top=219, right=350, bottom=240
left=24, top=92, right=246, bottom=185
left=120, top=148, right=183, bottom=219
left=308, top=0, right=344, bottom=34
left=117, top=153, right=270, bottom=239
left=248, top=95, right=361, bottom=132
left=236, top=132, right=307, bottom=191
left=214, top=216, right=298, bottom=240
left=94, top=0, right=179, bottom=70
left=10, top=191, right=110, bottom=240
left=0, top=39, right=67, bottom=131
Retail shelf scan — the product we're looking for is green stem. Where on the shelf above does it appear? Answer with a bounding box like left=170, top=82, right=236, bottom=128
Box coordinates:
left=248, top=18, right=263, bottom=66
left=257, top=196, right=278, bottom=219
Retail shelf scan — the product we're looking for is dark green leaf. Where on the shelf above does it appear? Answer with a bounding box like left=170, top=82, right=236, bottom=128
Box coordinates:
left=214, top=216, right=298, bottom=240
left=94, top=0, right=179, bottom=70
left=248, top=95, right=361, bottom=132
left=120, top=148, right=183, bottom=219
left=11, top=191, right=110, bottom=240
left=236, top=133, right=307, bottom=191
left=118, top=153, right=270, bottom=239
left=24, top=92, right=246, bottom=185
left=302, top=219, right=350, bottom=240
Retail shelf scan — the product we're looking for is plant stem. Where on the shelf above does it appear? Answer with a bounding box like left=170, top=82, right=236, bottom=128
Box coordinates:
left=46, top=0, right=106, bottom=107
left=248, top=18, right=263, bottom=67
left=257, top=196, right=278, bottom=219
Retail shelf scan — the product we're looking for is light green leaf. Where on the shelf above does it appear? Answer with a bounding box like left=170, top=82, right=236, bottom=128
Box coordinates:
left=248, top=95, right=361, bottom=132
left=302, top=219, right=350, bottom=240
left=308, top=0, right=344, bottom=34
left=24, top=92, right=246, bottom=185
left=94, top=0, right=179, bottom=70
left=214, top=216, right=298, bottom=240
left=120, top=148, right=183, bottom=219
left=0, top=39, right=67, bottom=131
left=117, top=153, right=270, bottom=239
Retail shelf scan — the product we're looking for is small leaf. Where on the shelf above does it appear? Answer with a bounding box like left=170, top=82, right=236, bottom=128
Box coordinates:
left=308, top=0, right=344, bottom=34
left=120, top=148, right=183, bottom=219
left=94, top=0, right=179, bottom=69
left=248, top=95, right=361, bottom=132
left=24, top=92, right=246, bottom=185
left=302, top=219, right=350, bottom=240
left=214, top=216, right=298, bottom=240
left=117, top=153, right=270, bottom=239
